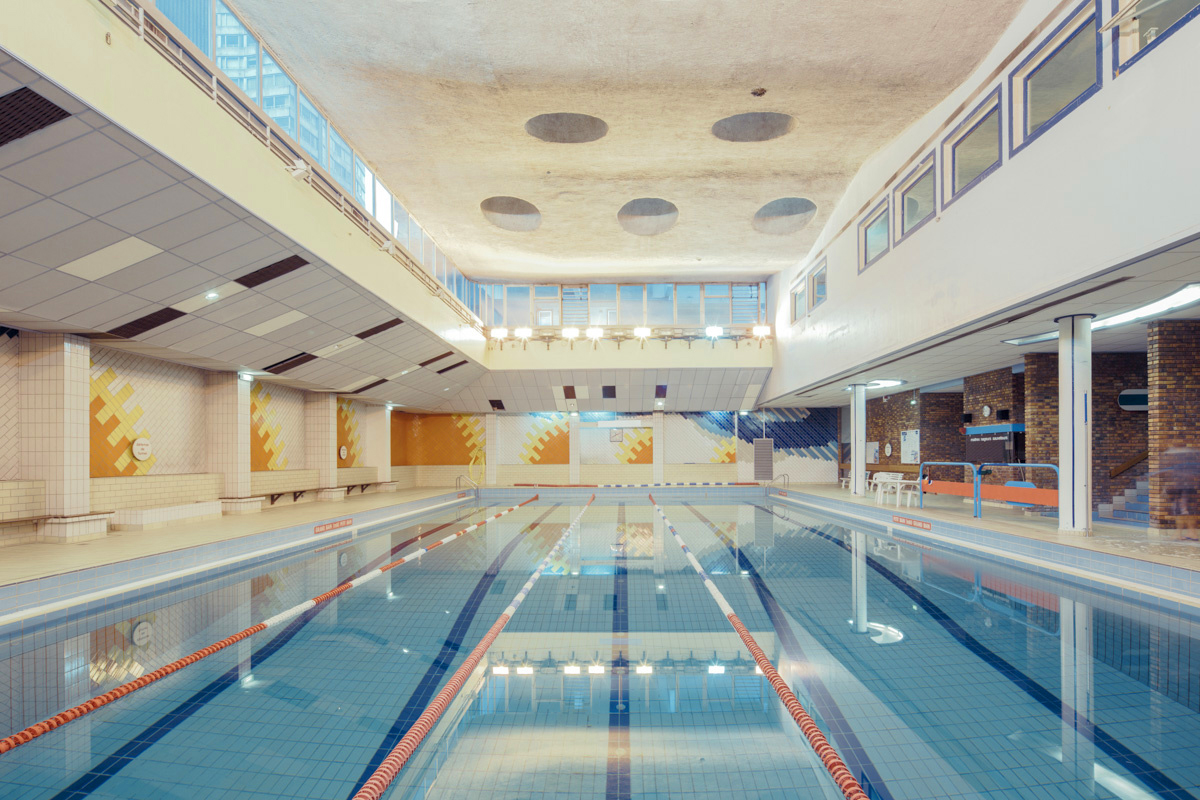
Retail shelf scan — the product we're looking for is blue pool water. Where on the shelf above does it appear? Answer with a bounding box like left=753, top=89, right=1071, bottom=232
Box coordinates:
left=1, top=493, right=1199, bottom=799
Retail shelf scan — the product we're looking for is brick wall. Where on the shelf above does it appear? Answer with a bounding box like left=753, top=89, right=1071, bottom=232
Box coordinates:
left=919, top=393, right=965, bottom=481
left=1093, top=353, right=1148, bottom=507
left=963, top=367, right=1024, bottom=484
left=1148, top=321, right=1200, bottom=530
left=1024, top=353, right=1058, bottom=489
left=865, top=391, right=919, bottom=467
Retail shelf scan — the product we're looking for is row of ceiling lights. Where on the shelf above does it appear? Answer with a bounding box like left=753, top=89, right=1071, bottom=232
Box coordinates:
left=490, top=325, right=772, bottom=340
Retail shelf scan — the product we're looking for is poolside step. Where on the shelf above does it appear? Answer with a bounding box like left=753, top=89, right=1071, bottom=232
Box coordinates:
left=1108, top=509, right=1150, bottom=523
left=1123, top=489, right=1149, bottom=503
left=1113, top=498, right=1150, bottom=513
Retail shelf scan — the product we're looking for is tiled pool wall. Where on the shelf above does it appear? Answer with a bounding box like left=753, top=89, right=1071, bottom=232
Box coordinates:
left=0, top=490, right=474, bottom=634
left=773, top=489, right=1200, bottom=608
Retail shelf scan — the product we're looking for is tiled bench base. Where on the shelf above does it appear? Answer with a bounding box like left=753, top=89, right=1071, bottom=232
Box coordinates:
left=111, top=501, right=224, bottom=531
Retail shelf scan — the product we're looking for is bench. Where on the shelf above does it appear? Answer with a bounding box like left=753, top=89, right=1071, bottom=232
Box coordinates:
left=340, top=481, right=398, bottom=496
left=111, top=501, right=224, bottom=530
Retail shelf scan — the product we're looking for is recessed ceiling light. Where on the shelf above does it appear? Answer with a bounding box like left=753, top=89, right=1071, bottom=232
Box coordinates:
left=205, top=291, right=219, bottom=300
left=633, top=327, right=651, bottom=338
left=1003, top=283, right=1200, bottom=345
left=562, top=328, right=580, bottom=339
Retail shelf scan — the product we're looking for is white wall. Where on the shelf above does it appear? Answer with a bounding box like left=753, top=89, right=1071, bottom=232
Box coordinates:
left=766, top=0, right=1200, bottom=402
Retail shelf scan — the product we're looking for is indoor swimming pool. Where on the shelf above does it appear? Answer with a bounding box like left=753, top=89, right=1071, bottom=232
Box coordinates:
left=2, top=491, right=1199, bottom=800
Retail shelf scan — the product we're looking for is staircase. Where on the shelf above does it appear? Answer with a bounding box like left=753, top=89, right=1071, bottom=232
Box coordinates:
left=1098, top=479, right=1150, bottom=525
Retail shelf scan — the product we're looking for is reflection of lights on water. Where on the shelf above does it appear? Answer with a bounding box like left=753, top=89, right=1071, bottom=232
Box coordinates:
left=492, top=665, right=509, bottom=675
left=588, top=665, right=605, bottom=675
left=707, top=665, right=725, bottom=675
left=517, top=666, right=534, bottom=675
left=563, top=665, right=581, bottom=675
left=847, top=620, right=905, bottom=644
left=636, top=665, right=653, bottom=675
left=240, top=674, right=258, bottom=687
left=755, top=665, right=764, bottom=675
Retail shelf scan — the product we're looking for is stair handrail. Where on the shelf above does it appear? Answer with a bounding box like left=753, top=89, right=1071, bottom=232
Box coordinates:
left=1109, top=449, right=1149, bottom=479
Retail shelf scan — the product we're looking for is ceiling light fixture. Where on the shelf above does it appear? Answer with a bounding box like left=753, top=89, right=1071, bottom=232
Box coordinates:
left=562, top=328, right=579, bottom=339
left=705, top=326, right=723, bottom=338
left=633, top=327, right=651, bottom=338
left=752, top=325, right=771, bottom=337
left=238, top=372, right=253, bottom=382
left=739, top=410, right=749, bottom=416
left=491, top=327, right=508, bottom=339
left=205, top=291, right=219, bottom=300
left=585, top=327, right=603, bottom=339
left=1003, top=283, right=1200, bottom=346
left=514, top=327, right=532, bottom=339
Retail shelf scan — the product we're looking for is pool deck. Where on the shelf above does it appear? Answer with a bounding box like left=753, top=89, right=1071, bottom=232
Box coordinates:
left=0, top=487, right=459, bottom=587
left=783, top=484, right=1200, bottom=572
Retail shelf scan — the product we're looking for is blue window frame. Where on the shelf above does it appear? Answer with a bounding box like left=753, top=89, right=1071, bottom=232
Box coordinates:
left=1112, top=0, right=1200, bottom=74
left=809, top=261, right=828, bottom=310
left=892, top=153, right=936, bottom=245
left=858, top=199, right=890, bottom=273
left=941, top=87, right=1002, bottom=208
left=1010, top=0, right=1101, bottom=156
left=791, top=284, right=807, bottom=324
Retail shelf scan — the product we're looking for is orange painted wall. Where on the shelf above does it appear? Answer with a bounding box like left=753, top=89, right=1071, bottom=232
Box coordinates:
left=391, top=411, right=485, bottom=466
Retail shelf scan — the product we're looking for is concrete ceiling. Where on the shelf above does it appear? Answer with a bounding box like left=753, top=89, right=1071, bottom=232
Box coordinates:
left=229, top=0, right=1025, bottom=281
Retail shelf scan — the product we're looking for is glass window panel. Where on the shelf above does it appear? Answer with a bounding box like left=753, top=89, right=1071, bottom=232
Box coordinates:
left=1026, top=23, right=1096, bottom=136
left=810, top=268, right=827, bottom=308
left=901, top=170, right=935, bottom=235
left=731, top=284, right=759, bottom=324
left=391, top=200, right=408, bottom=245
left=422, top=234, right=436, bottom=269
left=373, top=182, right=392, bottom=231
left=297, top=92, right=327, bottom=169
left=589, top=284, right=618, bottom=325
left=1119, top=0, right=1200, bottom=63
left=676, top=285, right=702, bottom=325
left=533, top=286, right=560, bottom=326
left=792, top=288, right=807, bottom=322
left=864, top=210, right=889, bottom=264
left=647, top=284, right=674, bottom=325
left=353, top=156, right=373, bottom=215
left=158, top=0, right=212, bottom=58
left=260, top=52, right=296, bottom=138
left=619, top=285, right=644, bottom=326
left=328, top=128, right=354, bottom=194
left=507, top=286, right=531, bottom=326
left=704, top=284, right=730, bottom=326
left=491, top=285, right=505, bottom=326
left=436, top=250, right=448, bottom=286
left=214, top=2, right=257, bottom=101
left=953, top=108, right=1000, bottom=193
left=562, top=285, right=589, bottom=325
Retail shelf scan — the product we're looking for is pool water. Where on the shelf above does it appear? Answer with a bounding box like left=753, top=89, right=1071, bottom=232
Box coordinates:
left=1, top=493, right=1198, bottom=800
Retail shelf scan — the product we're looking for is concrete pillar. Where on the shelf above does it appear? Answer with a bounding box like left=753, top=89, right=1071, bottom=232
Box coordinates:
left=1056, top=315, right=1093, bottom=533
left=305, top=392, right=344, bottom=501
left=360, top=403, right=393, bottom=488
left=849, top=384, right=867, bottom=496
left=652, top=411, right=664, bottom=484
left=485, top=413, right=498, bottom=486
left=569, top=414, right=580, bottom=484
left=206, top=372, right=260, bottom=514
left=1060, top=598, right=1094, bottom=792
left=19, top=333, right=107, bottom=541
left=851, top=530, right=868, bottom=634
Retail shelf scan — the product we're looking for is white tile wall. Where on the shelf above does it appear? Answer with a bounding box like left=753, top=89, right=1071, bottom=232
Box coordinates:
left=495, top=465, right=570, bottom=486
left=359, top=403, right=390, bottom=482
left=0, top=480, right=47, bottom=535
left=90, top=346, right=207, bottom=474
left=305, top=393, right=337, bottom=488
left=663, top=464, right=739, bottom=483
left=205, top=371, right=250, bottom=497
left=337, top=466, right=380, bottom=486
left=250, top=469, right=320, bottom=495
left=110, top=500, right=223, bottom=530
left=90, top=473, right=222, bottom=511
left=579, top=464, right=654, bottom=485
left=0, top=333, right=18, bottom=481
left=18, top=333, right=90, bottom=516
left=390, top=465, right=417, bottom=488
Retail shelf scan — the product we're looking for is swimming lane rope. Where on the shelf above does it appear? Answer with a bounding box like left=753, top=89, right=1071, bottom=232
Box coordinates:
left=0, top=495, right=540, bottom=756
left=352, top=494, right=596, bottom=800
left=649, top=494, right=870, bottom=800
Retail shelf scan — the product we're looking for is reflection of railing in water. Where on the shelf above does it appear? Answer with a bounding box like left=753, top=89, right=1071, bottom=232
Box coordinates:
left=918, top=462, right=1060, bottom=518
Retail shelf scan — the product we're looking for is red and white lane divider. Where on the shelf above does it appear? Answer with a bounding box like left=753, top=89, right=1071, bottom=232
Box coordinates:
left=649, top=494, right=869, bottom=800
left=353, top=494, right=596, bottom=800
left=0, top=495, right=540, bottom=757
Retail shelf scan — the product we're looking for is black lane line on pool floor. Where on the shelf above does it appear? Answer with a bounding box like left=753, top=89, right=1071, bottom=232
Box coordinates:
left=48, top=506, right=489, bottom=800
left=681, top=503, right=896, bottom=800
left=757, top=501, right=1196, bottom=800
left=346, top=503, right=563, bottom=799
left=606, top=502, right=631, bottom=800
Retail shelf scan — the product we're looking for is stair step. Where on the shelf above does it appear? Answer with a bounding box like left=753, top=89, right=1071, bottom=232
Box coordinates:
left=1136, top=480, right=1149, bottom=491
left=1119, top=501, right=1150, bottom=513
left=1110, top=509, right=1150, bottom=522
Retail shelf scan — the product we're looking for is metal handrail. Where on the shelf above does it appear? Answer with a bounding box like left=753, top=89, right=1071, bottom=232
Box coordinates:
left=766, top=474, right=790, bottom=491
left=918, top=461, right=1060, bottom=518
left=456, top=475, right=479, bottom=493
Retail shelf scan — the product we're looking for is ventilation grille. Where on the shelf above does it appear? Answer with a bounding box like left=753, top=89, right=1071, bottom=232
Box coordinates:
left=753, top=438, right=774, bottom=481
left=0, top=88, right=71, bottom=148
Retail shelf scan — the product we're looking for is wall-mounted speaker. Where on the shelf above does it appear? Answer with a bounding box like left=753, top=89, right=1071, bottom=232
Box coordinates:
left=997, top=409, right=1011, bottom=421
left=962, top=413, right=973, bottom=424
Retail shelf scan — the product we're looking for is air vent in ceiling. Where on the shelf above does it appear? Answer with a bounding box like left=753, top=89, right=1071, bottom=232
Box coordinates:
left=107, top=307, right=186, bottom=339
left=234, top=255, right=307, bottom=288
left=351, top=378, right=387, bottom=394
left=264, top=352, right=317, bottom=374
left=356, top=318, right=404, bottom=339
left=0, top=88, right=71, bottom=148
left=602, top=386, right=616, bottom=399
left=489, top=399, right=505, bottom=411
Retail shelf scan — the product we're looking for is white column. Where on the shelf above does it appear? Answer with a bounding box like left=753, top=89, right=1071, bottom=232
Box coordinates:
left=360, top=403, right=394, bottom=489
left=652, top=411, right=665, bottom=484
left=305, top=392, right=344, bottom=501
left=851, top=531, right=868, bottom=634
left=569, top=414, right=580, bottom=484
left=849, top=384, right=867, bottom=496
left=1056, top=315, right=1093, bottom=534
left=19, top=333, right=106, bottom=541
left=206, top=372, right=259, bottom=513
left=1060, top=598, right=1094, bottom=791
left=485, top=413, right=498, bottom=486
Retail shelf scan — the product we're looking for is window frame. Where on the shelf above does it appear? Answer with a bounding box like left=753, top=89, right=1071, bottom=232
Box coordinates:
left=1009, top=0, right=1101, bottom=157
left=940, top=86, right=1003, bottom=209
left=857, top=198, right=891, bottom=273
left=808, top=260, right=828, bottom=311
left=1111, top=0, right=1200, bottom=75
left=891, top=152, right=937, bottom=246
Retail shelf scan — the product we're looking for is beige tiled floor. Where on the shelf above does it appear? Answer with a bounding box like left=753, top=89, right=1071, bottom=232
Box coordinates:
left=787, top=484, right=1200, bottom=571
left=0, top=487, right=460, bottom=587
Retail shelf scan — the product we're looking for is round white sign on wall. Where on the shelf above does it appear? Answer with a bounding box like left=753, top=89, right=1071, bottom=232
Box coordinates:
left=339, top=552, right=349, bottom=568
left=884, top=442, right=893, bottom=457
left=339, top=445, right=348, bottom=460
left=131, top=437, right=152, bottom=461
left=982, top=405, right=992, bottom=418
left=131, top=620, right=153, bottom=647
